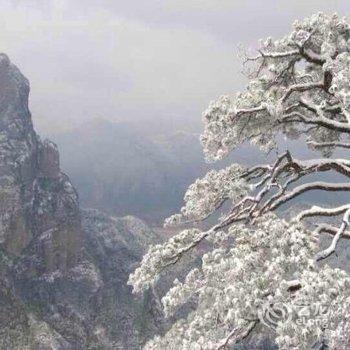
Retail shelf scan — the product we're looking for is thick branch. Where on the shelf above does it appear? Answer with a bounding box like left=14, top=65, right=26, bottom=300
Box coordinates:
left=299, top=98, right=350, bottom=133
left=269, top=182, right=350, bottom=212
left=315, top=209, right=350, bottom=261
left=307, top=140, right=350, bottom=149
left=299, top=46, right=325, bottom=65
left=216, top=321, right=257, bottom=350
left=315, top=223, right=350, bottom=240
left=282, top=81, right=324, bottom=103
left=296, top=204, right=350, bottom=221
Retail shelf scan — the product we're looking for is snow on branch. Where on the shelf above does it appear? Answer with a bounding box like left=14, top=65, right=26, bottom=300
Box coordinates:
left=130, top=12, right=350, bottom=350
left=296, top=204, right=350, bottom=221
left=307, top=140, right=350, bottom=149
left=164, top=164, right=250, bottom=226
left=315, top=209, right=350, bottom=261
left=201, top=13, right=350, bottom=162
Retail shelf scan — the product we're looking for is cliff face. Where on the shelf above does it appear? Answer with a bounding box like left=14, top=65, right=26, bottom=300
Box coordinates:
left=0, top=53, right=82, bottom=266
left=0, top=55, right=163, bottom=349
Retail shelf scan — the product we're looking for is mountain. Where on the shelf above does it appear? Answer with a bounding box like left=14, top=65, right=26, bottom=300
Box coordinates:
left=49, top=121, right=206, bottom=223
left=49, top=118, right=264, bottom=224
left=0, top=54, right=165, bottom=349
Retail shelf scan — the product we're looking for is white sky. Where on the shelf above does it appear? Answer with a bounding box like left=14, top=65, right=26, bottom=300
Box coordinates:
left=1, top=1, right=350, bottom=133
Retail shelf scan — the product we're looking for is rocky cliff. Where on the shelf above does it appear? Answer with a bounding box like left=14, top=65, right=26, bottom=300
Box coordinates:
left=0, top=54, right=163, bottom=349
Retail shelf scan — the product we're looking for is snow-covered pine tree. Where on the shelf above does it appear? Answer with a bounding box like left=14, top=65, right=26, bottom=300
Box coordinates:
left=129, top=13, right=350, bottom=350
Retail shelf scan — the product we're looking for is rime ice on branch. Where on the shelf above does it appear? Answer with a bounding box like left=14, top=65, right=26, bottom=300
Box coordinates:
left=129, top=13, right=350, bottom=350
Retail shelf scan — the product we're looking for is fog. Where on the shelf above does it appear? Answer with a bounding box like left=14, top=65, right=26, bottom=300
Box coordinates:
left=0, top=1, right=349, bottom=134
left=0, top=1, right=350, bottom=222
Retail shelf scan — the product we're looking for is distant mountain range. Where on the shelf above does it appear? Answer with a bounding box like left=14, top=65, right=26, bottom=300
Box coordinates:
left=49, top=120, right=262, bottom=223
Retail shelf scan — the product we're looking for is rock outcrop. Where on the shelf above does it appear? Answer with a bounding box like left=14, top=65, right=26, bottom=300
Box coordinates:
left=0, top=54, right=163, bottom=349
left=0, top=52, right=82, bottom=264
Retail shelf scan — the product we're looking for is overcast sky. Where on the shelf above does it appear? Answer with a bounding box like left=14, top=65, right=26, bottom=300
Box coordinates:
left=1, top=0, right=350, bottom=134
